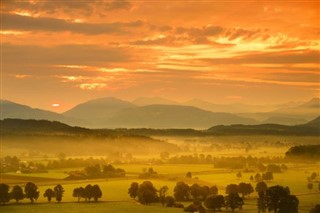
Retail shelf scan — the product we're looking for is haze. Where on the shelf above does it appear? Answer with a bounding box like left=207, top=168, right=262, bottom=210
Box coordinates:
left=1, top=0, right=319, bottom=112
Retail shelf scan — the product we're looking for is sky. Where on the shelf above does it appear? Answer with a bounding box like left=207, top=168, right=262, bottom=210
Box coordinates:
left=1, top=0, right=319, bottom=112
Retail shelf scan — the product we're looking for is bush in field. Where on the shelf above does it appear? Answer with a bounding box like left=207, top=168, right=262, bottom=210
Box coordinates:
left=184, top=200, right=206, bottom=213
left=137, top=181, right=158, bottom=205
left=0, top=183, right=10, bottom=204
left=204, top=194, right=225, bottom=211
left=307, top=183, right=313, bottom=192
left=43, top=188, right=55, bottom=202
left=262, top=172, right=273, bottom=181
left=10, top=185, right=24, bottom=203
left=54, top=184, right=64, bottom=202
left=24, top=182, right=39, bottom=203
left=128, top=182, right=139, bottom=199
left=174, top=181, right=190, bottom=201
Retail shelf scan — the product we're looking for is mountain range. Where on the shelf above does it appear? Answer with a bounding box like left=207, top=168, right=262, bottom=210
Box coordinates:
left=1, top=97, right=319, bottom=129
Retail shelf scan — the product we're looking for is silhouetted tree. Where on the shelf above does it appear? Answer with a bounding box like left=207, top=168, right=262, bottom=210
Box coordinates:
left=24, top=182, right=39, bottom=203
left=165, top=196, right=175, bottom=207
left=205, top=195, right=225, bottom=211
left=236, top=172, right=242, bottom=179
left=92, top=185, right=102, bottom=202
left=184, top=200, right=206, bottom=213
left=255, top=173, right=262, bottom=182
left=43, top=188, right=55, bottom=202
left=128, top=182, right=139, bottom=199
left=10, top=185, right=24, bottom=203
left=84, top=184, right=94, bottom=201
left=186, top=172, right=192, bottom=178
left=266, top=185, right=299, bottom=213
left=307, top=183, right=313, bottom=192
left=209, top=185, right=218, bottom=195
left=0, top=183, right=10, bottom=204
left=174, top=181, right=190, bottom=201
left=257, top=191, right=267, bottom=213
left=73, top=187, right=85, bottom=202
left=54, top=184, right=64, bottom=202
left=225, top=193, right=243, bottom=212
left=309, top=204, right=320, bottom=213
left=255, top=181, right=268, bottom=194
left=137, top=181, right=158, bottom=205
left=159, top=186, right=168, bottom=206
left=238, top=183, right=254, bottom=198
left=262, top=172, right=273, bottom=181
left=226, top=184, right=239, bottom=195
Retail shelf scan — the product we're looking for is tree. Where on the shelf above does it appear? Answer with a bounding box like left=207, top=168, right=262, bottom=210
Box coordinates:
left=159, top=186, right=168, bottom=206
left=10, top=185, right=24, bottom=203
left=24, top=182, right=39, bottom=203
left=255, top=173, right=262, bottom=182
left=309, top=204, right=320, bottom=213
left=174, top=181, right=190, bottom=201
left=226, top=184, right=239, bottom=195
left=262, top=172, right=273, bottom=181
left=184, top=200, right=206, bottom=213
left=236, top=172, right=242, bottom=179
left=165, top=196, right=175, bottom=207
left=209, top=185, right=218, bottom=195
left=205, top=195, right=225, bottom=211
left=84, top=184, right=94, bottom=201
left=0, top=184, right=10, bottom=204
left=54, top=184, right=64, bottom=202
left=137, top=181, right=158, bottom=205
left=307, top=183, right=313, bottom=192
left=73, top=187, right=85, bottom=202
left=92, top=185, right=102, bottom=202
left=43, top=188, right=55, bottom=202
left=257, top=191, right=267, bottom=213
left=186, top=172, right=192, bottom=178
left=255, top=181, right=268, bottom=194
left=238, top=183, right=253, bottom=198
left=266, top=185, right=299, bottom=213
left=225, top=193, right=243, bottom=212
left=128, top=182, right=139, bottom=199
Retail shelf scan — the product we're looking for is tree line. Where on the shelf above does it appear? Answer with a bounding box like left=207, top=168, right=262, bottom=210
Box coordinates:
left=0, top=182, right=102, bottom=204
left=128, top=180, right=305, bottom=213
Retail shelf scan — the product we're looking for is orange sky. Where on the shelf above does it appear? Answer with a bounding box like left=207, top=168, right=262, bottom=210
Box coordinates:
left=1, top=0, right=319, bottom=112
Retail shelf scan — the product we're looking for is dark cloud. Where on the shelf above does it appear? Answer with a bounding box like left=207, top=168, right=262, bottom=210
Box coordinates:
left=2, top=13, right=143, bottom=35
left=202, top=50, right=320, bottom=64
left=1, top=0, right=132, bottom=15
left=2, top=43, right=131, bottom=68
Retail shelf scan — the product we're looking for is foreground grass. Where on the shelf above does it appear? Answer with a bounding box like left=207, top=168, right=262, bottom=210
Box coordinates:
left=0, top=202, right=183, bottom=213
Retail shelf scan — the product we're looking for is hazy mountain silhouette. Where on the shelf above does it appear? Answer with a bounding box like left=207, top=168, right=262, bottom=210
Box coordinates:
left=184, top=99, right=276, bottom=113
left=63, top=97, right=135, bottom=127
left=240, top=98, right=320, bottom=125
left=132, top=97, right=178, bottom=106
left=107, top=104, right=257, bottom=128
left=0, top=100, right=79, bottom=125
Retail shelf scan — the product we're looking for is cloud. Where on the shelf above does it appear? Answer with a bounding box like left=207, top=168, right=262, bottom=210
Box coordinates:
left=2, top=13, right=143, bottom=35
left=2, top=43, right=131, bottom=67
left=202, top=49, right=320, bottom=65
left=1, top=0, right=132, bottom=16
